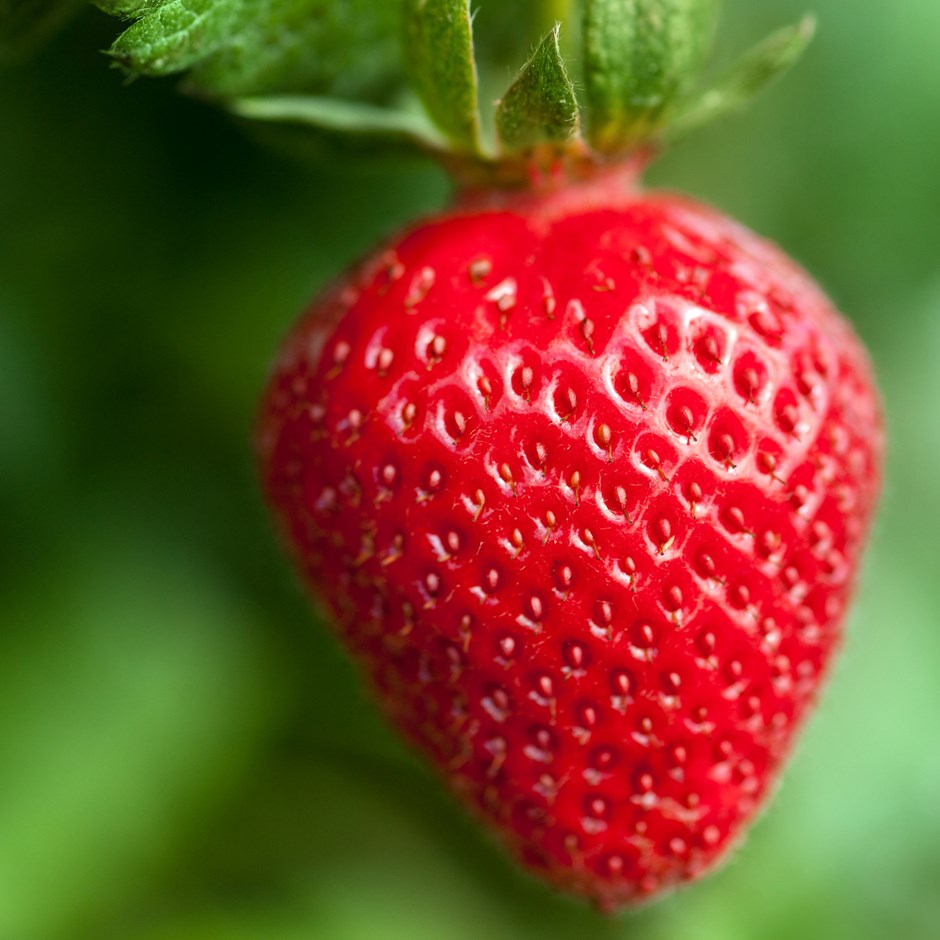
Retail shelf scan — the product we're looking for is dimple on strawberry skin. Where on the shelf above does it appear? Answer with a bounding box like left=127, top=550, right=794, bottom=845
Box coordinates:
left=250, top=1, right=883, bottom=911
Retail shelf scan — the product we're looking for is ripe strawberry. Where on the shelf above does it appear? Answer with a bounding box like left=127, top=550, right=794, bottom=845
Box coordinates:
left=256, top=3, right=883, bottom=911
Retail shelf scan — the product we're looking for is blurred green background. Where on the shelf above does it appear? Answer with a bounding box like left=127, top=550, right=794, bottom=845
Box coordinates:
left=2, top=2, right=939, bottom=938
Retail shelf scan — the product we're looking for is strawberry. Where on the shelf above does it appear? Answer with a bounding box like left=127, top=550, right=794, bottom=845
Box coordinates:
left=256, top=2, right=883, bottom=911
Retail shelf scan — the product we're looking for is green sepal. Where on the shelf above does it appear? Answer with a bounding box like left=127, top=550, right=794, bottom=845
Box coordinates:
left=495, top=23, right=579, bottom=153
left=583, top=0, right=720, bottom=152
left=402, top=0, right=481, bottom=154
left=0, top=0, right=80, bottom=63
left=91, top=0, right=819, bottom=189
left=669, top=15, right=817, bottom=140
left=229, top=95, right=447, bottom=155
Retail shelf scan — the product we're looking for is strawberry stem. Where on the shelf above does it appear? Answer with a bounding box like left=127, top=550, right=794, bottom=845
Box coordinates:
left=450, top=150, right=653, bottom=212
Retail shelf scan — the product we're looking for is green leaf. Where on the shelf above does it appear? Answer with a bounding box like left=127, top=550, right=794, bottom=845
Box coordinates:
left=495, top=23, right=580, bottom=153
left=0, top=0, right=80, bottom=64
left=582, top=0, right=720, bottom=151
left=100, top=0, right=406, bottom=101
left=230, top=94, right=446, bottom=154
left=669, top=15, right=817, bottom=139
left=402, top=0, right=481, bottom=153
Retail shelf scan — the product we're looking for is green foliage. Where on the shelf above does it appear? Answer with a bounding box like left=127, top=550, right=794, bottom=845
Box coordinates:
left=582, top=0, right=720, bottom=150
left=495, top=23, right=580, bottom=153
left=86, top=0, right=816, bottom=171
left=97, top=0, right=405, bottom=100
left=402, top=0, right=481, bottom=153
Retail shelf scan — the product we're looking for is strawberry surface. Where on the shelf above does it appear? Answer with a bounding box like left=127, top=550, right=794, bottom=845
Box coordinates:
left=258, top=173, right=882, bottom=909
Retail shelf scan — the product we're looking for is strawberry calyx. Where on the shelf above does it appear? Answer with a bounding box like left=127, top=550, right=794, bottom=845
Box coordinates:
left=96, top=1, right=815, bottom=194
left=229, top=1, right=815, bottom=194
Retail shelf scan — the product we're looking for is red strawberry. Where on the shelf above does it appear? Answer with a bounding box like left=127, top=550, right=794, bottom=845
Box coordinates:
left=256, top=5, right=882, bottom=912
left=258, top=168, right=882, bottom=907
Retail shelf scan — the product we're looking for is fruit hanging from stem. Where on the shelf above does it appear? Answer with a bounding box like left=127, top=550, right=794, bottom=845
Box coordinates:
left=254, top=0, right=883, bottom=911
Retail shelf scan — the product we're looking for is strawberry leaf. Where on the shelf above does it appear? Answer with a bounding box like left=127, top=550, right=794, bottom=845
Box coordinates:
left=582, top=0, right=719, bottom=152
left=495, top=23, right=580, bottom=154
left=669, top=15, right=817, bottom=140
left=98, top=0, right=405, bottom=101
left=402, top=0, right=481, bottom=155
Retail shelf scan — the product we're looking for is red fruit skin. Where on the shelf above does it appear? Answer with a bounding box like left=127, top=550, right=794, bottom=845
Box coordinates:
left=258, top=175, right=883, bottom=910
